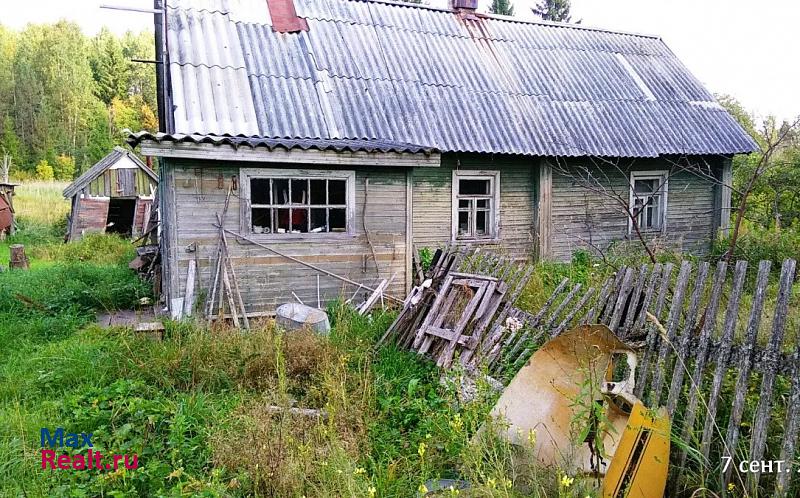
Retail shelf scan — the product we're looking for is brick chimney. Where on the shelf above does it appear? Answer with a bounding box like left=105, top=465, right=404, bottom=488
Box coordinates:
left=266, top=0, right=308, bottom=33
left=451, top=0, right=479, bottom=18
left=451, top=0, right=479, bottom=11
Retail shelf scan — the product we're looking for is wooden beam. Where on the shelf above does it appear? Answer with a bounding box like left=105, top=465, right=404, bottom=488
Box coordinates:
left=538, top=160, right=553, bottom=259
left=139, top=140, right=441, bottom=168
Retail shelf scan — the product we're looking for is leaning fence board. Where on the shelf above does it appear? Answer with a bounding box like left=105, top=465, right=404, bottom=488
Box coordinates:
left=667, top=261, right=710, bottom=414
left=747, top=259, right=797, bottom=491
left=635, top=262, right=672, bottom=399
left=777, top=346, right=800, bottom=497
left=678, top=260, right=728, bottom=468
left=699, top=260, right=747, bottom=461
left=607, top=267, right=636, bottom=332
left=723, top=260, right=771, bottom=485
left=650, top=261, right=693, bottom=407
left=620, top=264, right=650, bottom=337
left=544, top=283, right=582, bottom=334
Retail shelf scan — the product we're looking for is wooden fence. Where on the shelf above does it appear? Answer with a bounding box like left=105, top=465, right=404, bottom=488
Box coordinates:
left=485, top=257, right=798, bottom=497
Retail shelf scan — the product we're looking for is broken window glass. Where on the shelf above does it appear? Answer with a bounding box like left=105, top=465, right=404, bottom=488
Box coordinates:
left=250, top=176, right=350, bottom=235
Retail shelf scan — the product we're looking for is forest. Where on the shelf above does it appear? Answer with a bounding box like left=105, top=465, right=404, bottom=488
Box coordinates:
left=0, top=21, right=156, bottom=181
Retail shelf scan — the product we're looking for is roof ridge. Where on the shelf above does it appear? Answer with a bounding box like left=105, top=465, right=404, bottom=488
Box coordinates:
left=345, top=0, right=663, bottom=40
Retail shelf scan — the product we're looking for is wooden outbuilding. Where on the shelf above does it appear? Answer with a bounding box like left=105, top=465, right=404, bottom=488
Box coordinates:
left=63, top=147, right=158, bottom=241
left=0, top=182, right=16, bottom=236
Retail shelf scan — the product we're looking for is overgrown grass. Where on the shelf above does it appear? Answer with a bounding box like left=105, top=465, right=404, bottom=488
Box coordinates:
left=10, top=181, right=70, bottom=229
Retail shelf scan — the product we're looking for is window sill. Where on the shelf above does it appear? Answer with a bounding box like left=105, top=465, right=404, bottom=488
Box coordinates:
left=452, top=237, right=502, bottom=244
left=242, top=232, right=356, bottom=242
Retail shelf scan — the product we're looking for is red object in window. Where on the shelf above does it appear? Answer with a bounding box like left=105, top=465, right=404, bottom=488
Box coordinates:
left=277, top=209, right=308, bottom=231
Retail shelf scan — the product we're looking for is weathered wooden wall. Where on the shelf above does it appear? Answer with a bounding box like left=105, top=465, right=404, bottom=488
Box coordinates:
left=85, top=166, right=156, bottom=198
left=547, top=157, right=721, bottom=261
left=69, top=197, right=110, bottom=240
left=161, top=159, right=409, bottom=314
left=412, top=153, right=537, bottom=262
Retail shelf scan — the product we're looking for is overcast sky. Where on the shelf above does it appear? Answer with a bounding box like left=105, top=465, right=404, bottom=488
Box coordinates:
left=2, top=0, right=798, bottom=122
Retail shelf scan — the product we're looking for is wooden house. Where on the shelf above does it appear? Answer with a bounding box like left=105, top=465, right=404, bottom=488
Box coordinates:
left=63, top=147, right=158, bottom=241
left=131, top=0, right=757, bottom=316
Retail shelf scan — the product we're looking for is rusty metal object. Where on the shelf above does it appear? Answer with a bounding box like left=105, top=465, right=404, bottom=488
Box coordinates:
left=0, top=194, right=12, bottom=233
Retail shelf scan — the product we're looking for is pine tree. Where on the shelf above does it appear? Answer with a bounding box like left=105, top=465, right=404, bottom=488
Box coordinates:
left=490, top=0, right=514, bottom=16
left=532, top=0, right=578, bottom=23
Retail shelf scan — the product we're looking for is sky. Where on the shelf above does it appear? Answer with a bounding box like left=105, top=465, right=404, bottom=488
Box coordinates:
left=2, top=0, right=798, bottom=122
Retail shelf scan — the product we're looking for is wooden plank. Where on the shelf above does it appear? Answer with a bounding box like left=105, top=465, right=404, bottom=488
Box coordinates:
left=182, top=259, right=197, bottom=317
left=607, top=267, right=636, bottom=333
left=631, top=263, right=664, bottom=337
left=412, top=275, right=454, bottom=351
left=437, top=281, right=489, bottom=368
left=538, top=161, right=552, bottom=259
left=358, top=278, right=389, bottom=315
left=583, top=274, right=615, bottom=324
left=531, top=277, right=569, bottom=327
left=552, top=286, right=596, bottom=337
left=221, top=266, right=240, bottom=328
left=650, top=260, right=693, bottom=407
left=678, top=260, right=728, bottom=467
left=699, top=260, right=747, bottom=461
left=747, top=258, right=796, bottom=490
left=777, top=344, right=800, bottom=496
left=635, top=262, right=673, bottom=399
left=666, top=261, right=710, bottom=414
left=620, top=264, right=650, bottom=337
left=600, top=269, right=627, bottom=325
left=461, top=283, right=504, bottom=366
left=545, top=283, right=582, bottom=335
left=722, top=260, right=771, bottom=486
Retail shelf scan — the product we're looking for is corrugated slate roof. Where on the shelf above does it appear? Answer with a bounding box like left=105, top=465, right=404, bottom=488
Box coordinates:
left=63, top=147, right=158, bottom=199
left=127, top=131, right=437, bottom=154
left=163, top=0, right=758, bottom=157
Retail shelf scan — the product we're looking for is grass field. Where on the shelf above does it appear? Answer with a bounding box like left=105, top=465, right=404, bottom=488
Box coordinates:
left=0, top=184, right=574, bottom=497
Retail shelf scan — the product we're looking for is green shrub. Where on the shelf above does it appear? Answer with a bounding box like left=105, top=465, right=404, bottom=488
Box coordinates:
left=711, top=223, right=800, bottom=265
left=31, top=233, right=136, bottom=266
left=0, top=263, right=149, bottom=316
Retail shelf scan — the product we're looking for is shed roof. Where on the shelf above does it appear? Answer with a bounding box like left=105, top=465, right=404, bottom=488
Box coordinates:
left=63, top=147, right=158, bottom=199
left=162, top=0, right=758, bottom=158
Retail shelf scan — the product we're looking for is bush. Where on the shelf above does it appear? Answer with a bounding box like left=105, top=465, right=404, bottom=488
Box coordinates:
left=711, top=223, right=800, bottom=265
left=34, top=159, right=54, bottom=181
left=31, top=233, right=136, bottom=266
left=53, top=155, right=76, bottom=181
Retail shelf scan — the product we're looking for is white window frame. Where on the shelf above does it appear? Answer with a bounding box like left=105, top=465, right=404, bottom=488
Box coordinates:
left=240, top=168, right=356, bottom=239
left=628, top=170, right=668, bottom=234
left=451, top=170, right=500, bottom=241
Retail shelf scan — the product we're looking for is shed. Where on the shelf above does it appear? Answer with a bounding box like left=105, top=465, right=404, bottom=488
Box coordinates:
left=63, top=147, right=158, bottom=241
left=0, top=182, right=17, bottom=236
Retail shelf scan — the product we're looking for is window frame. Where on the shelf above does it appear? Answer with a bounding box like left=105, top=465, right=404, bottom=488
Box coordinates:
left=239, top=168, right=356, bottom=240
left=451, top=169, right=501, bottom=242
left=628, top=170, right=668, bottom=234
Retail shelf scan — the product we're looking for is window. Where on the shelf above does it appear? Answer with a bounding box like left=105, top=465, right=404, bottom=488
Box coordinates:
left=241, top=169, right=354, bottom=236
left=452, top=170, right=500, bottom=240
left=629, top=171, right=668, bottom=233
